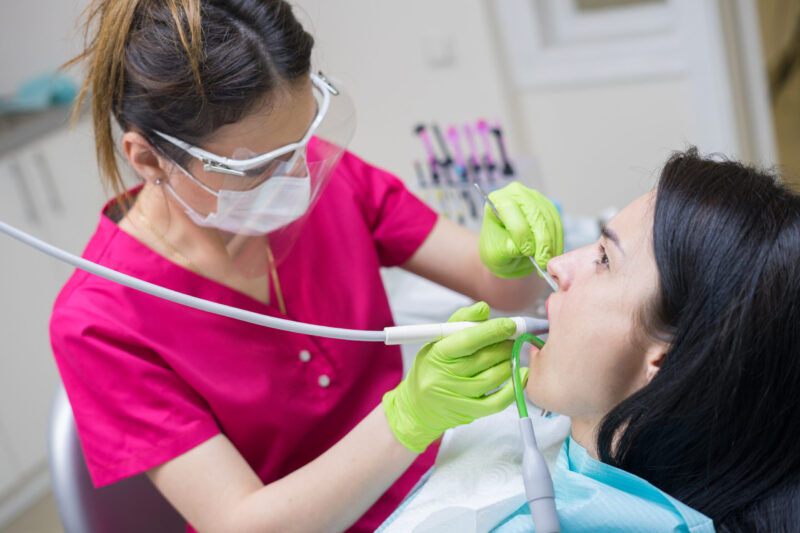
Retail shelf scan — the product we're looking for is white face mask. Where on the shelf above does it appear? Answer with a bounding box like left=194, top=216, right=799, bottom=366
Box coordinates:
left=164, top=159, right=312, bottom=236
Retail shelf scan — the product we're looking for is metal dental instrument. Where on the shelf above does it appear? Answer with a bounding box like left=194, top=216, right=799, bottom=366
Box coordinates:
left=491, top=121, right=515, bottom=178
left=0, top=219, right=548, bottom=344
left=414, top=124, right=439, bottom=168
left=462, top=123, right=484, bottom=184
left=474, top=184, right=559, bottom=292
left=432, top=123, right=453, bottom=167
left=430, top=123, right=471, bottom=224
left=415, top=124, right=466, bottom=224
left=445, top=125, right=478, bottom=220
left=476, top=120, right=499, bottom=187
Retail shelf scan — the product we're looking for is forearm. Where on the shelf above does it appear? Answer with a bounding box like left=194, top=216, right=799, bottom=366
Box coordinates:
left=472, top=254, right=544, bottom=313
left=404, top=216, right=545, bottom=313
left=230, top=405, right=416, bottom=533
left=149, top=405, right=417, bottom=533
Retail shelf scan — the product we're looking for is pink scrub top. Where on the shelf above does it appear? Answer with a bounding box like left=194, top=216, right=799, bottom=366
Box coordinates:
left=49, top=149, right=439, bottom=532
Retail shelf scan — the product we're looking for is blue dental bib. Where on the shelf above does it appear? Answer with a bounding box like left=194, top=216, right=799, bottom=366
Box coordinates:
left=492, top=437, right=714, bottom=532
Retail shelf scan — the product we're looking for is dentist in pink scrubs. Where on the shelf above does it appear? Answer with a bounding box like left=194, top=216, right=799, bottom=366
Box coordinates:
left=50, top=1, right=561, bottom=531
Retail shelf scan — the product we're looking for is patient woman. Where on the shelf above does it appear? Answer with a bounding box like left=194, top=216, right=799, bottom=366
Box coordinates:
left=385, top=148, right=800, bottom=532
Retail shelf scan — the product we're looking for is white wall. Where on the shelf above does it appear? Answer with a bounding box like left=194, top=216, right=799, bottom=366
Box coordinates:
left=519, top=78, right=698, bottom=215
left=0, top=0, right=89, bottom=96
left=292, top=0, right=518, bottom=184
left=0, top=0, right=721, bottom=218
left=488, top=0, right=771, bottom=216
left=293, top=0, right=708, bottom=216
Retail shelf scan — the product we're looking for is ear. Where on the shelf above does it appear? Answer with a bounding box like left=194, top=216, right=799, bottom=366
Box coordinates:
left=643, top=341, right=668, bottom=383
left=121, top=131, right=169, bottom=185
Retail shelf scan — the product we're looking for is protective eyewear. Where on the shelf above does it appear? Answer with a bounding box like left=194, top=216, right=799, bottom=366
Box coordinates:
left=153, top=71, right=339, bottom=177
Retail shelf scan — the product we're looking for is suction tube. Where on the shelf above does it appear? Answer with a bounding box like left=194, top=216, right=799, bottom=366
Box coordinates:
left=520, top=417, right=560, bottom=533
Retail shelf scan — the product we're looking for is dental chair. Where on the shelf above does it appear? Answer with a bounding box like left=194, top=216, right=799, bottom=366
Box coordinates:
left=48, top=384, right=186, bottom=533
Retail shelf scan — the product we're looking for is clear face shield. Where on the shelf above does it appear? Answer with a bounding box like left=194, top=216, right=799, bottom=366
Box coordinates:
left=150, top=72, right=356, bottom=283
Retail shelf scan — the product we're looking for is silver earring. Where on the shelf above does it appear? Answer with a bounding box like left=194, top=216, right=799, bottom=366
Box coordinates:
left=155, top=179, right=163, bottom=185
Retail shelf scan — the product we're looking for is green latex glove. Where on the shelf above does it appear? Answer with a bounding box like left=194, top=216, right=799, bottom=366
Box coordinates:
left=383, top=302, right=529, bottom=453
left=479, top=182, right=564, bottom=278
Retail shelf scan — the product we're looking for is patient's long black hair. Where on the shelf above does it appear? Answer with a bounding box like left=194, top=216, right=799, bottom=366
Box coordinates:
left=597, top=148, right=800, bottom=531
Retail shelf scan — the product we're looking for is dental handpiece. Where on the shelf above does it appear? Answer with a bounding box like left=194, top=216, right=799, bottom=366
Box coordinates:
left=384, top=316, right=548, bottom=345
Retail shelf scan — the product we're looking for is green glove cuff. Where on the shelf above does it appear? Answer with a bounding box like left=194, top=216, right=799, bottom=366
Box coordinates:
left=382, top=385, right=440, bottom=453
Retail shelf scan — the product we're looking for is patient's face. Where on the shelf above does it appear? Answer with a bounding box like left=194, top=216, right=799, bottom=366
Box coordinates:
left=527, top=192, right=662, bottom=429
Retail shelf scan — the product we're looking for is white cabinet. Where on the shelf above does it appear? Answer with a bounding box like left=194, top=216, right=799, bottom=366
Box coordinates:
left=0, top=159, right=59, bottom=479
left=0, top=117, right=106, bottom=525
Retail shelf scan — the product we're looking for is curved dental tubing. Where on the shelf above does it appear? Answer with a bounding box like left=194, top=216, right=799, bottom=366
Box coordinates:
left=0, top=219, right=547, bottom=343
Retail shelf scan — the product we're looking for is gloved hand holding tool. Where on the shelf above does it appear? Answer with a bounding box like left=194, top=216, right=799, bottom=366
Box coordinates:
left=479, top=182, right=564, bottom=279
left=383, top=301, right=529, bottom=453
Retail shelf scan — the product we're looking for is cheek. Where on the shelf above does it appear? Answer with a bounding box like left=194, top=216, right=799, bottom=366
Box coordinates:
left=168, top=165, right=224, bottom=214
left=527, top=340, right=642, bottom=418
left=590, top=337, right=648, bottom=410
left=526, top=295, right=645, bottom=417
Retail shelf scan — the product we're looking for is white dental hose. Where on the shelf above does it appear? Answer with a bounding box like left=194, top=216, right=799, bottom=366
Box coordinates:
left=0, top=220, right=548, bottom=343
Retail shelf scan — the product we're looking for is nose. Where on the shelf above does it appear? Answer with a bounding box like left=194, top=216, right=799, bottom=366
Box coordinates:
left=546, top=252, right=572, bottom=291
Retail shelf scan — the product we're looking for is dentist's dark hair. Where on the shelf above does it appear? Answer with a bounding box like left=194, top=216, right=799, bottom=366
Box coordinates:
left=597, top=148, right=800, bottom=531
left=64, top=0, right=314, bottom=203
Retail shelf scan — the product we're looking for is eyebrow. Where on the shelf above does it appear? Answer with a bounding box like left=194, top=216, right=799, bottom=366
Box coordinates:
left=602, top=227, right=625, bottom=255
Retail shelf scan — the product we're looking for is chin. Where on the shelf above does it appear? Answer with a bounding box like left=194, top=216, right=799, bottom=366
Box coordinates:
left=525, top=380, right=545, bottom=407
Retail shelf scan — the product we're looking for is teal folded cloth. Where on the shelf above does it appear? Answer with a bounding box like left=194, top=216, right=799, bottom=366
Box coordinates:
left=0, top=72, right=77, bottom=114
left=491, top=437, right=715, bottom=532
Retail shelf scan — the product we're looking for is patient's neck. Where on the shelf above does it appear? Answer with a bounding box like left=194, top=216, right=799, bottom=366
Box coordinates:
left=570, top=418, right=600, bottom=460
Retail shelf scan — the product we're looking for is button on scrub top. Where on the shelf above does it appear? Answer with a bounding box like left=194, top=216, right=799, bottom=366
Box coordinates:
left=50, top=148, right=440, bottom=533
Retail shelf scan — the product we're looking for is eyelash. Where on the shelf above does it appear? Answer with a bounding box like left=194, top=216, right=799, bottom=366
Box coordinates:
left=594, top=244, right=610, bottom=270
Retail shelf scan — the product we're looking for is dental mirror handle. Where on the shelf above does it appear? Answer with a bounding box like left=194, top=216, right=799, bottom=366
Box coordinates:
left=527, top=256, right=558, bottom=292
left=383, top=317, right=548, bottom=345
